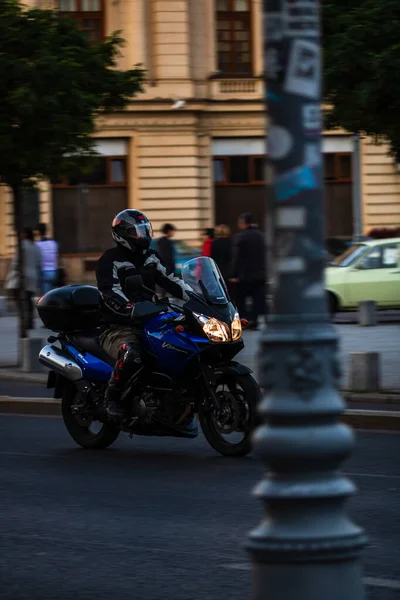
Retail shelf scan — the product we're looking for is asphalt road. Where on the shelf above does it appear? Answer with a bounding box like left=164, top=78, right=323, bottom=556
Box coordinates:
left=0, top=415, right=399, bottom=600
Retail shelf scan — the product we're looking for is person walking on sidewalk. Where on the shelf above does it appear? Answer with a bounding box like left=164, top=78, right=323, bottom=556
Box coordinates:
left=211, top=224, right=235, bottom=300
left=34, top=223, right=59, bottom=294
left=157, top=223, right=176, bottom=275
left=4, top=228, right=41, bottom=330
left=230, top=213, right=267, bottom=330
left=202, top=228, right=215, bottom=257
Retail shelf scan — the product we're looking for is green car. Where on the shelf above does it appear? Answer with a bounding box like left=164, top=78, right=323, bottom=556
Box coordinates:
left=325, top=238, right=400, bottom=314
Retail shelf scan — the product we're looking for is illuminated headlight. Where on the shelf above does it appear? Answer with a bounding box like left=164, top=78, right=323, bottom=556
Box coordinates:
left=194, top=313, right=231, bottom=343
left=231, top=312, right=242, bottom=341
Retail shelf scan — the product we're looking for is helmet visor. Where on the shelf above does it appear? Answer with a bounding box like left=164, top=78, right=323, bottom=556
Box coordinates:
left=126, top=222, right=153, bottom=240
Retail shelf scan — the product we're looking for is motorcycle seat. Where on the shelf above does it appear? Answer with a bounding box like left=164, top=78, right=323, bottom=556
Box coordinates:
left=68, top=332, right=115, bottom=366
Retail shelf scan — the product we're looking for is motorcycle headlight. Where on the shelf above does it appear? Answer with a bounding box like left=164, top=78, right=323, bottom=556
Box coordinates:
left=231, top=312, right=242, bottom=341
left=194, top=313, right=231, bottom=343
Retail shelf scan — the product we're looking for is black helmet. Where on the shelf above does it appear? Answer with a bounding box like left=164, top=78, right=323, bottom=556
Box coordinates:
left=111, top=209, right=153, bottom=252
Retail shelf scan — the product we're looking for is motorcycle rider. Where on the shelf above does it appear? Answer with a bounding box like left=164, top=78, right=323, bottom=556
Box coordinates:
left=96, top=209, right=197, bottom=435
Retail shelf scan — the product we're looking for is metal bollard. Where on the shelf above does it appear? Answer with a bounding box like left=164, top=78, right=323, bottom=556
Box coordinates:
left=358, top=301, right=377, bottom=326
left=349, top=352, right=381, bottom=391
left=21, top=338, right=47, bottom=373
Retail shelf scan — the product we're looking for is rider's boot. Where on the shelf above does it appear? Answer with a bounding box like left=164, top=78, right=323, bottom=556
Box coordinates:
left=104, top=342, right=143, bottom=421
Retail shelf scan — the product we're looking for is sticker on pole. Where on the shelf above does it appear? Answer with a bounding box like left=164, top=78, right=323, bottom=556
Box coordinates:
left=274, top=166, right=316, bottom=201
left=302, top=104, right=321, bottom=134
left=266, top=12, right=284, bottom=41
left=268, top=125, right=293, bottom=160
left=283, top=0, right=319, bottom=38
left=284, top=39, right=320, bottom=99
left=266, top=48, right=282, bottom=81
left=304, top=143, right=321, bottom=167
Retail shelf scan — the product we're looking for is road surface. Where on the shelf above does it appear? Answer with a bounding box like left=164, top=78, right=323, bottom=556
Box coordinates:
left=0, top=415, right=399, bottom=600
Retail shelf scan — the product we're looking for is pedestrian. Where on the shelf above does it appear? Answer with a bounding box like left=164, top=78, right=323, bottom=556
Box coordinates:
left=230, top=213, right=267, bottom=330
left=34, top=222, right=59, bottom=294
left=4, top=228, right=41, bottom=330
left=202, top=228, right=215, bottom=257
left=157, top=223, right=176, bottom=275
left=211, top=224, right=233, bottom=290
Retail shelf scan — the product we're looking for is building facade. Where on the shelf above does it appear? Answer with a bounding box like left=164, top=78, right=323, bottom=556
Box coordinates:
left=1, top=0, right=400, bottom=282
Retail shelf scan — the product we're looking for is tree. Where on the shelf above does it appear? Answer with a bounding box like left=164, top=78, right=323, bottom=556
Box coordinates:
left=323, top=0, right=400, bottom=160
left=0, top=0, right=145, bottom=344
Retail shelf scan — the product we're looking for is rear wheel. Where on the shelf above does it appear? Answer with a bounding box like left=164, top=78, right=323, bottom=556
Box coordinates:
left=198, top=372, right=261, bottom=457
left=62, top=385, right=120, bottom=449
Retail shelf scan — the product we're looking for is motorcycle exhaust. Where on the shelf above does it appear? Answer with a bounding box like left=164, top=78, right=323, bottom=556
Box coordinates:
left=39, top=344, right=83, bottom=382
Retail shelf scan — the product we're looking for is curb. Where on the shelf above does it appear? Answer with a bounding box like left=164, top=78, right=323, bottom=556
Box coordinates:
left=1, top=371, right=400, bottom=403
left=0, top=397, right=399, bottom=430
left=0, top=371, right=47, bottom=383
left=0, top=397, right=61, bottom=416
left=342, top=409, right=400, bottom=431
left=343, top=392, right=400, bottom=404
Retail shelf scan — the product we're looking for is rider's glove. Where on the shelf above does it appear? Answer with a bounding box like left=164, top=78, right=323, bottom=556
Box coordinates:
left=131, top=301, right=164, bottom=320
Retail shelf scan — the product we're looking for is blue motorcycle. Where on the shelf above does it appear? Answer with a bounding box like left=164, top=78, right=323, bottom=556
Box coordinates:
left=37, top=257, right=260, bottom=457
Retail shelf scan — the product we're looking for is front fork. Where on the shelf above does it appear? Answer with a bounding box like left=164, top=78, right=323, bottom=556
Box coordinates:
left=198, top=365, right=221, bottom=411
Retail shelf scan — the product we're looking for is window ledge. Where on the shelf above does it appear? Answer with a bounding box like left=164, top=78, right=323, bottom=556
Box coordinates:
left=210, top=77, right=264, bottom=99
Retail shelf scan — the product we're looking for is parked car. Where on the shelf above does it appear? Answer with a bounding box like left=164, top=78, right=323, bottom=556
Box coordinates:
left=151, top=239, right=200, bottom=276
left=325, top=238, right=400, bottom=314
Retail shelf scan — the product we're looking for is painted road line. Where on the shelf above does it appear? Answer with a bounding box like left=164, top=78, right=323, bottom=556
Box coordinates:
left=221, top=564, right=400, bottom=589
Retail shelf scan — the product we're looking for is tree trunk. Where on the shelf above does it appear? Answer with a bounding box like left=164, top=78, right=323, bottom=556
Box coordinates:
left=11, top=184, right=28, bottom=345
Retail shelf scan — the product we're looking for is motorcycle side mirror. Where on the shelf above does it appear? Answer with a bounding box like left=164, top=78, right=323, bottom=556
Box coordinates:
left=125, top=275, right=144, bottom=296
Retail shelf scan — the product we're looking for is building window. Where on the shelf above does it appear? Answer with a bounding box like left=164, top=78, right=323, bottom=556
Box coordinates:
left=324, top=153, right=352, bottom=182
left=213, top=155, right=264, bottom=185
left=52, top=156, right=127, bottom=187
left=216, top=0, right=252, bottom=76
left=58, top=0, right=104, bottom=43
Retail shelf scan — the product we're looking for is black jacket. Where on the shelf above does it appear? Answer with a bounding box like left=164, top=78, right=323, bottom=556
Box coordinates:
left=96, top=245, right=188, bottom=325
left=211, top=238, right=232, bottom=281
left=231, top=226, right=267, bottom=282
left=157, top=236, right=175, bottom=275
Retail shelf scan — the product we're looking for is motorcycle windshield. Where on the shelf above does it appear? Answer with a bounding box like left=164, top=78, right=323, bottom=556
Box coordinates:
left=181, top=257, right=229, bottom=305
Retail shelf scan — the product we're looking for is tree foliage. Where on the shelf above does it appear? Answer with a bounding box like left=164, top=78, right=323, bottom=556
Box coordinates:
left=323, top=0, right=400, bottom=160
left=0, top=0, right=145, bottom=186
left=0, top=0, right=145, bottom=342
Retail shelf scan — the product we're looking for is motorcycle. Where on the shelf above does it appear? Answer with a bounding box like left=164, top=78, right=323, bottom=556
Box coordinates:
left=37, top=257, right=261, bottom=457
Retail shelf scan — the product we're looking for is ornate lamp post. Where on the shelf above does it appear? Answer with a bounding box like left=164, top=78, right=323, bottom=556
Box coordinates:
left=247, top=2, right=367, bottom=599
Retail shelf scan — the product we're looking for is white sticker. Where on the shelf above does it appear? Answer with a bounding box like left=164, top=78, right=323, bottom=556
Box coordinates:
left=285, top=39, right=320, bottom=99
left=277, top=257, right=305, bottom=273
left=304, top=282, right=324, bottom=298
left=276, top=232, right=295, bottom=257
left=268, top=125, right=293, bottom=160
left=302, top=104, right=321, bottom=131
left=266, top=12, right=284, bottom=41
left=283, top=0, right=319, bottom=38
left=304, top=143, right=321, bottom=167
left=266, top=47, right=282, bottom=80
left=276, top=206, right=306, bottom=229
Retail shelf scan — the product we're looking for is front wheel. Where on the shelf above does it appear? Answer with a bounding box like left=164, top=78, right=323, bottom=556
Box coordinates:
left=198, top=372, right=261, bottom=457
left=62, top=384, right=120, bottom=449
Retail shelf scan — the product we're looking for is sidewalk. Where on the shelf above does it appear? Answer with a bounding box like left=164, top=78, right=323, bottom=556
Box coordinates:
left=237, top=324, right=400, bottom=391
left=0, top=316, right=49, bottom=368
left=0, top=315, right=399, bottom=390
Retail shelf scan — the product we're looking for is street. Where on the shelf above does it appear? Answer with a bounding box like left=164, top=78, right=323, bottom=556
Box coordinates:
left=0, top=414, right=399, bottom=600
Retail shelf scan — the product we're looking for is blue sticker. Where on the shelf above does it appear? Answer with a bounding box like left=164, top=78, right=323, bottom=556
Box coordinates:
left=268, top=91, right=280, bottom=103
left=274, top=166, right=316, bottom=201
